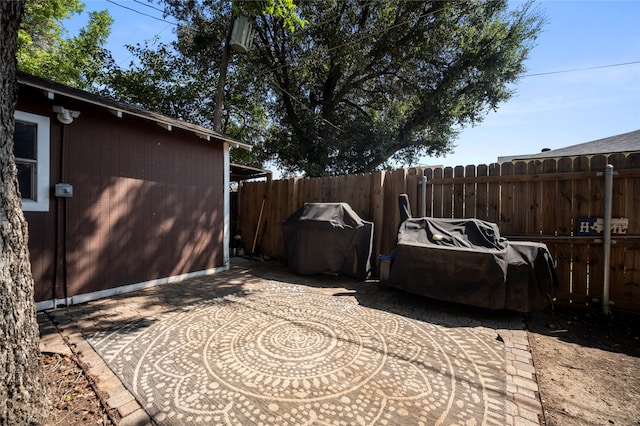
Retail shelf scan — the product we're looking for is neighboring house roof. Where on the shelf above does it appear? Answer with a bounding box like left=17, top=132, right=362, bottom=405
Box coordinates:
left=498, top=129, right=640, bottom=163
left=17, top=72, right=252, bottom=150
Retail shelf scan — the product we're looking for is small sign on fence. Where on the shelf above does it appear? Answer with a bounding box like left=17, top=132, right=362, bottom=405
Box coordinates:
left=577, top=217, right=629, bottom=236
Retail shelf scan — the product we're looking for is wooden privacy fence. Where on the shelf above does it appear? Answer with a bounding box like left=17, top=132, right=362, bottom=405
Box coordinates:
left=237, top=153, right=640, bottom=313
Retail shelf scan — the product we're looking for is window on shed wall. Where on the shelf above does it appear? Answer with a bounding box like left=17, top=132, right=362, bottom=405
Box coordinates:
left=14, top=111, right=50, bottom=211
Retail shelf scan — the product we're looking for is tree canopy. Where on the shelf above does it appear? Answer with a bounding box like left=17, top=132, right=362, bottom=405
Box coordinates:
left=17, top=0, right=113, bottom=90
left=254, top=0, right=543, bottom=176
left=106, top=0, right=543, bottom=176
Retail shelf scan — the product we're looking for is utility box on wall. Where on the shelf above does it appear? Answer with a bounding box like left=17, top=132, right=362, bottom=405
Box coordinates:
left=54, top=183, right=73, bottom=197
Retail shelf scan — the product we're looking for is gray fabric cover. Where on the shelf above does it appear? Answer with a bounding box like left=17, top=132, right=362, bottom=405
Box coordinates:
left=283, top=203, right=374, bottom=280
left=387, top=217, right=557, bottom=312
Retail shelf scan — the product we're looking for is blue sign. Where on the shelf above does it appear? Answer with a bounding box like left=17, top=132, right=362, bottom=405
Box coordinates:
left=577, top=217, right=629, bottom=236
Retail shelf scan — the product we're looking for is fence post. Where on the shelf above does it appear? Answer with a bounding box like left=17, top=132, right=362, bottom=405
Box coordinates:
left=602, top=164, right=614, bottom=314
left=419, top=172, right=428, bottom=217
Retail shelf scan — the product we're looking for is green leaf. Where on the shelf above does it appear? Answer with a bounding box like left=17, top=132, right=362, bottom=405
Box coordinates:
left=18, top=0, right=114, bottom=89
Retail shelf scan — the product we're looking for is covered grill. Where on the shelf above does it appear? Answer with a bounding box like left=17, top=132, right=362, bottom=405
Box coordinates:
left=387, top=196, right=557, bottom=312
left=283, top=203, right=374, bottom=280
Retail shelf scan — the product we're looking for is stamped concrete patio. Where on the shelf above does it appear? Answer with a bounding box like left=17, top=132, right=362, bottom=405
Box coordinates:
left=39, top=258, right=543, bottom=425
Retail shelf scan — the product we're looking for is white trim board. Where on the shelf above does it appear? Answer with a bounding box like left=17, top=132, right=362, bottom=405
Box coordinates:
left=36, top=265, right=229, bottom=312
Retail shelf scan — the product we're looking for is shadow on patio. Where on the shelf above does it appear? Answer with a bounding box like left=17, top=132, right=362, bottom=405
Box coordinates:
left=40, top=257, right=540, bottom=426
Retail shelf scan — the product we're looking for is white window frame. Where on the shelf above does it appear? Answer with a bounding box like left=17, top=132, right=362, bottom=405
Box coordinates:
left=14, top=110, right=50, bottom=212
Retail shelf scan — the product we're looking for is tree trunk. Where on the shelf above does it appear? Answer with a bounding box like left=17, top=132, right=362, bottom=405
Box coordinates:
left=0, top=0, right=48, bottom=424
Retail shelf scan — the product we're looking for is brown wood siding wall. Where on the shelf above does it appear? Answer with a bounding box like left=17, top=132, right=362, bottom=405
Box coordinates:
left=19, top=95, right=60, bottom=302
left=18, top=86, right=225, bottom=302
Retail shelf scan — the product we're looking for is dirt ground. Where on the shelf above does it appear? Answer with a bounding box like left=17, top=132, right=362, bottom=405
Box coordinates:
left=526, top=307, right=640, bottom=426
left=41, top=306, right=640, bottom=426
left=42, top=353, right=115, bottom=425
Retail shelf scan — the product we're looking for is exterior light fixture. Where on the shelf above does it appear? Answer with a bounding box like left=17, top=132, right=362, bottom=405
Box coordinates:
left=52, top=105, right=80, bottom=125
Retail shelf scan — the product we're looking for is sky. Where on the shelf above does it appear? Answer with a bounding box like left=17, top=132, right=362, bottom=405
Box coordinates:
left=67, top=0, right=640, bottom=169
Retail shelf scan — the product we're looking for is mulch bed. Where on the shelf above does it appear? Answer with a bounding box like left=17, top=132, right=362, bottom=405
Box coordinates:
left=42, top=353, right=114, bottom=426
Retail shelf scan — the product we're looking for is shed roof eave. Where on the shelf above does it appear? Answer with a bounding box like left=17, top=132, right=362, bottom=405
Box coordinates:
left=17, top=73, right=252, bottom=151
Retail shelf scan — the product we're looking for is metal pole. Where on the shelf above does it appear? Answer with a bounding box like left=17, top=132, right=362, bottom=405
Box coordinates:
left=213, top=15, right=236, bottom=132
left=602, top=164, right=614, bottom=315
left=217, top=13, right=235, bottom=267
left=419, top=174, right=428, bottom=217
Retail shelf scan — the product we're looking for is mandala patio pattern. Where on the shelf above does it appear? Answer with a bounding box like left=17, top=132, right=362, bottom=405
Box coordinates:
left=87, top=283, right=506, bottom=425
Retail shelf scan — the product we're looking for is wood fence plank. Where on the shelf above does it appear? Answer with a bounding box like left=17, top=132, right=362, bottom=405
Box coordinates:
left=512, top=161, right=528, bottom=234
left=258, top=180, right=269, bottom=254
left=310, top=178, right=318, bottom=204
left=249, top=180, right=261, bottom=242
left=609, top=153, right=627, bottom=218
left=442, top=167, right=454, bottom=218
left=553, top=241, right=573, bottom=303
left=236, top=182, right=244, bottom=237
left=453, top=166, right=465, bottom=218
left=303, top=178, right=315, bottom=203
left=297, top=178, right=308, bottom=205
left=541, top=159, right=557, bottom=235
left=307, top=178, right=316, bottom=204
left=341, top=174, right=353, bottom=202
left=556, top=157, right=574, bottom=236
left=246, top=181, right=266, bottom=255
left=382, top=169, right=407, bottom=254
left=500, top=162, right=514, bottom=234
left=571, top=156, right=590, bottom=302
left=333, top=175, right=351, bottom=202
left=573, top=156, right=590, bottom=220
left=432, top=167, right=444, bottom=218
left=608, top=154, right=630, bottom=306
left=307, top=178, right=316, bottom=203
left=266, top=179, right=283, bottom=256
left=464, top=165, right=476, bottom=218
left=296, top=178, right=306, bottom=204
left=241, top=180, right=258, bottom=252
left=528, top=160, right=542, bottom=234
left=299, top=177, right=309, bottom=204
left=340, top=174, right=350, bottom=201
left=324, top=176, right=334, bottom=202
left=624, top=153, right=640, bottom=235
left=610, top=243, right=627, bottom=305
left=475, top=164, right=488, bottom=221
left=275, top=178, right=288, bottom=256
left=623, top=153, right=640, bottom=308
left=551, top=158, right=574, bottom=302
left=406, top=168, right=420, bottom=217
left=413, top=167, right=426, bottom=217
left=355, top=173, right=372, bottom=220
left=370, top=171, right=385, bottom=216
left=487, top=163, right=500, bottom=224
left=288, top=178, right=299, bottom=217
left=261, top=179, right=273, bottom=256
left=588, top=155, right=607, bottom=302
left=277, top=178, right=290, bottom=256
left=622, top=246, right=640, bottom=309
left=539, top=159, right=560, bottom=301
left=393, top=167, right=408, bottom=219
left=314, top=178, right=325, bottom=203
left=338, top=174, right=345, bottom=202
left=370, top=171, right=386, bottom=274
left=424, top=168, right=434, bottom=217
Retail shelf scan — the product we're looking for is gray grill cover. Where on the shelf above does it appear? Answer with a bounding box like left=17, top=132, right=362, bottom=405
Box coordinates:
left=283, top=203, right=374, bottom=280
left=387, top=217, right=557, bottom=312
